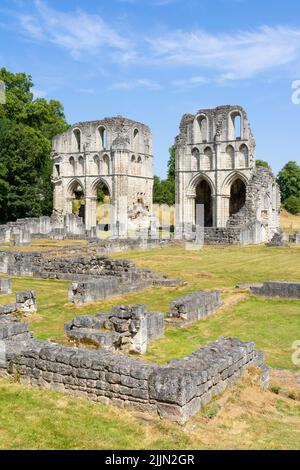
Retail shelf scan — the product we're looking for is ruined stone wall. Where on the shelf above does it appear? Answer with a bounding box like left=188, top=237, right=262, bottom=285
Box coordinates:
left=251, top=281, right=300, bottom=299
left=1, top=335, right=267, bottom=424
left=168, top=290, right=222, bottom=325
left=65, top=305, right=164, bottom=354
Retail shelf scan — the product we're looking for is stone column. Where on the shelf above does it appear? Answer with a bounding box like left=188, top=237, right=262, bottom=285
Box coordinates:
left=85, top=196, right=97, bottom=231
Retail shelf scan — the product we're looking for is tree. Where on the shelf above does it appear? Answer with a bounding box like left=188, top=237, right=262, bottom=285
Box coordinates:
left=0, top=67, right=69, bottom=140
left=277, top=161, right=300, bottom=203
left=167, top=146, right=176, bottom=180
left=0, top=68, right=69, bottom=221
left=0, top=118, right=52, bottom=223
left=153, top=146, right=176, bottom=206
left=256, top=159, right=271, bottom=169
left=284, top=195, right=300, bottom=215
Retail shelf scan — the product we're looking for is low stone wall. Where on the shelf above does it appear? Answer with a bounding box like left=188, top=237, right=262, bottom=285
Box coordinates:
left=1, top=334, right=267, bottom=424
left=0, top=316, right=32, bottom=342
left=0, top=277, right=12, bottom=294
left=68, top=278, right=150, bottom=305
left=251, top=281, right=300, bottom=299
left=168, top=290, right=222, bottom=326
left=203, top=228, right=241, bottom=245
left=65, top=305, right=164, bottom=354
left=0, top=291, right=37, bottom=315
left=290, top=231, right=300, bottom=244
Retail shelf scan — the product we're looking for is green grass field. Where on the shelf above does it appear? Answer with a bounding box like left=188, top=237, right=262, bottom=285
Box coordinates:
left=0, top=243, right=300, bottom=449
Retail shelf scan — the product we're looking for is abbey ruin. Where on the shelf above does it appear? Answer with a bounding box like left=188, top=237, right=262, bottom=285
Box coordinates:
left=0, top=105, right=281, bottom=244
left=175, top=106, right=281, bottom=243
left=52, top=116, right=154, bottom=237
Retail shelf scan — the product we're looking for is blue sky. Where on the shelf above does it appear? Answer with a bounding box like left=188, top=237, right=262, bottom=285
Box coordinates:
left=1, top=0, right=300, bottom=177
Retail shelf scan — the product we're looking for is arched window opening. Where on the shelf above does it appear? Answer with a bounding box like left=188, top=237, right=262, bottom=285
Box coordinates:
left=69, top=157, right=75, bottom=176
left=69, top=181, right=85, bottom=223
left=78, top=156, right=84, bottom=175
left=195, top=180, right=213, bottom=227
left=95, top=180, right=111, bottom=230
left=229, top=179, right=246, bottom=216
left=73, top=129, right=81, bottom=152
left=229, top=112, right=242, bottom=140
left=137, top=156, right=142, bottom=163
left=192, top=148, right=200, bottom=171
left=239, top=144, right=249, bottom=168
left=202, top=147, right=212, bottom=170
left=225, top=145, right=234, bottom=169
left=194, top=115, right=208, bottom=143
left=98, top=126, right=107, bottom=150
left=55, top=164, right=60, bottom=177
left=133, top=129, right=139, bottom=152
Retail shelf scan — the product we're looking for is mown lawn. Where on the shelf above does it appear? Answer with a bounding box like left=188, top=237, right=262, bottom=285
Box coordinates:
left=0, top=243, right=300, bottom=449
left=1, top=244, right=300, bottom=370
left=0, top=373, right=300, bottom=450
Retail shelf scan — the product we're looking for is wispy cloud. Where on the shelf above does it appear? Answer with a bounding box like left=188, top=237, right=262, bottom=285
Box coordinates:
left=149, top=26, right=300, bottom=80
left=18, top=0, right=133, bottom=60
left=171, top=76, right=208, bottom=88
left=110, top=79, right=161, bottom=91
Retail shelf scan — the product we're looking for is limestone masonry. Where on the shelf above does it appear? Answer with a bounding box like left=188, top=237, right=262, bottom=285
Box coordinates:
left=52, top=116, right=154, bottom=237
left=65, top=305, right=164, bottom=354
left=168, top=290, right=222, bottom=326
left=175, top=105, right=280, bottom=243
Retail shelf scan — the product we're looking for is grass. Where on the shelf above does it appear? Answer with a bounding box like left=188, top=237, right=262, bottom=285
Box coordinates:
left=0, top=372, right=300, bottom=449
left=1, top=244, right=300, bottom=370
left=1, top=243, right=300, bottom=449
left=281, top=209, right=300, bottom=234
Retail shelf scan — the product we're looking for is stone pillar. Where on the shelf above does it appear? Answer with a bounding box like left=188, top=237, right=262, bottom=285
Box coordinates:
left=85, top=196, right=97, bottom=231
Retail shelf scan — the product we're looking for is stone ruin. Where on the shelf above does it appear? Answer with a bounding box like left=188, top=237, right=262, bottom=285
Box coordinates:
left=65, top=305, right=164, bottom=355
left=0, top=284, right=270, bottom=423
left=0, top=277, right=12, bottom=294
left=266, top=229, right=289, bottom=247
left=167, top=290, right=222, bottom=326
left=250, top=281, right=300, bottom=299
left=289, top=231, right=300, bottom=244
left=0, top=290, right=37, bottom=316
left=175, top=105, right=281, bottom=245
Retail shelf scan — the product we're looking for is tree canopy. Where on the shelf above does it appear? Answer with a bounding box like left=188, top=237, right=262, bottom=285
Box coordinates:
left=0, top=68, right=69, bottom=223
left=153, top=146, right=176, bottom=206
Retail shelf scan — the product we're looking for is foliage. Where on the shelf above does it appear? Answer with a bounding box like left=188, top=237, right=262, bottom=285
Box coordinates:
left=0, top=68, right=69, bottom=140
left=0, top=68, right=69, bottom=221
left=153, top=146, right=176, bottom=205
left=283, top=195, right=300, bottom=215
left=0, top=118, right=52, bottom=223
left=277, top=161, right=300, bottom=203
left=256, top=159, right=271, bottom=169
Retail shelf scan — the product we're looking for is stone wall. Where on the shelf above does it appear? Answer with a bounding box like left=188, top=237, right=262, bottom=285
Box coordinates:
left=0, top=277, right=12, bottom=294
left=65, top=305, right=164, bottom=354
left=251, top=281, right=300, bottom=299
left=0, top=291, right=37, bottom=315
left=289, top=231, right=300, bottom=244
left=168, top=290, right=222, bottom=325
left=1, top=333, right=267, bottom=424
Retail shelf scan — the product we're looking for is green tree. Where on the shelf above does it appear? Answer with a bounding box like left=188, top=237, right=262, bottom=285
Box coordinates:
left=153, top=146, right=176, bottom=206
left=0, top=68, right=69, bottom=221
left=167, top=145, right=176, bottom=180
left=277, top=161, right=300, bottom=203
left=0, top=118, right=52, bottom=223
left=256, top=159, right=271, bottom=169
left=284, top=195, right=300, bottom=215
left=0, top=67, right=69, bottom=140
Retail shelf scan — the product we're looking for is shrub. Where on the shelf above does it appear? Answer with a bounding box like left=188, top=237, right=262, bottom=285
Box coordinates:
left=284, top=195, right=300, bottom=215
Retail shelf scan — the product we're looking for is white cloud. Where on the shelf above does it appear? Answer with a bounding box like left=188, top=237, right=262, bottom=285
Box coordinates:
left=32, top=88, right=47, bottom=98
left=149, top=26, right=300, bottom=80
left=18, top=0, right=133, bottom=60
left=171, top=76, right=208, bottom=88
left=110, top=79, right=161, bottom=90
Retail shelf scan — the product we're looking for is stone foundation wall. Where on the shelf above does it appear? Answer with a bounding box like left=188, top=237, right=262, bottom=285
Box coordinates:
left=168, top=290, right=222, bottom=325
left=0, top=291, right=37, bottom=315
left=1, top=334, right=267, bottom=424
left=0, top=277, right=12, bottom=294
left=65, top=305, right=164, bottom=354
left=251, top=281, right=300, bottom=299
